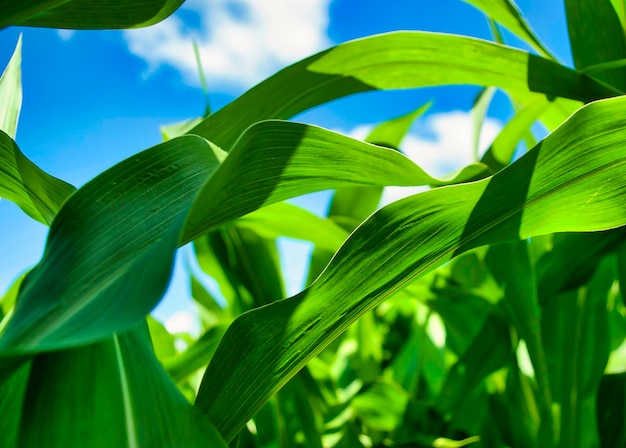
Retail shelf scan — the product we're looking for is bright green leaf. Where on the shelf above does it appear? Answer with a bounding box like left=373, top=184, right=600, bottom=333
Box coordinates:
left=0, top=35, right=22, bottom=139
left=190, top=32, right=613, bottom=152
left=195, top=96, right=626, bottom=441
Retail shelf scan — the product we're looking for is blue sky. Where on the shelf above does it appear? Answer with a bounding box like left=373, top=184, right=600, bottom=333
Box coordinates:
left=0, top=0, right=571, bottom=329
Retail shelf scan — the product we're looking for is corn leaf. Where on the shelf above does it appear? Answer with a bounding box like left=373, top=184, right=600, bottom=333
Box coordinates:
left=190, top=32, right=615, bottom=151
left=0, top=0, right=184, bottom=29
left=195, top=96, right=626, bottom=441
left=541, top=258, right=614, bottom=447
left=566, top=0, right=626, bottom=91
left=462, top=0, right=555, bottom=59
left=182, top=121, right=486, bottom=243
left=9, top=324, right=227, bottom=447
left=0, top=121, right=474, bottom=355
left=366, top=102, right=431, bottom=150
left=0, top=35, right=22, bottom=139
left=0, top=131, right=75, bottom=225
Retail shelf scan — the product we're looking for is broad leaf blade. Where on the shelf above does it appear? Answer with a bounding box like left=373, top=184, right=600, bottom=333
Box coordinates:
left=0, top=120, right=476, bottom=355
left=195, top=96, right=626, bottom=441
left=14, top=324, right=227, bottom=447
left=0, top=136, right=225, bottom=352
left=182, top=121, right=478, bottom=243
left=190, top=32, right=613, bottom=151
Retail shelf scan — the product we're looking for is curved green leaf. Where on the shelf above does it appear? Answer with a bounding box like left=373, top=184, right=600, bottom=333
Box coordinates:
left=190, top=32, right=614, bottom=151
left=0, top=131, right=75, bottom=225
left=11, top=324, right=227, bottom=447
left=194, top=96, right=626, bottom=441
left=0, top=135, right=224, bottom=354
left=0, top=121, right=472, bottom=355
left=182, top=120, right=484, bottom=243
left=0, top=0, right=185, bottom=29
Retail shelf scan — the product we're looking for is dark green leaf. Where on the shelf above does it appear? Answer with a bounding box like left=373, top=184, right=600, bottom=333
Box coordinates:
left=14, top=324, right=227, bottom=447
left=1, top=0, right=185, bottom=29
left=566, top=0, right=626, bottom=91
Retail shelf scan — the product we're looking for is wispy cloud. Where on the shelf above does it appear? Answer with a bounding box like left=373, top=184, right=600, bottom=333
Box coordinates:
left=123, top=0, right=332, bottom=90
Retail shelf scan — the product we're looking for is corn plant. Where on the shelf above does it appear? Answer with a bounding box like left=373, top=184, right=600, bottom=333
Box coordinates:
left=1, top=0, right=626, bottom=447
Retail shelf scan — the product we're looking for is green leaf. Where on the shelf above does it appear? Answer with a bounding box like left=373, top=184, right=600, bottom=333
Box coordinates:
left=541, top=257, right=614, bottom=448
left=0, top=35, right=22, bottom=139
left=12, top=324, right=227, bottom=447
left=276, top=375, right=324, bottom=448
left=0, top=0, right=185, bottom=29
left=190, top=32, right=615, bottom=151
left=426, top=288, right=493, bottom=357
left=471, top=87, right=496, bottom=161
left=0, top=359, right=30, bottom=448
left=195, top=96, right=626, bottom=441
left=182, top=120, right=483, bottom=243
left=566, top=0, right=626, bottom=91
left=164, top=323, right=229, bottom=383
left=0, top=120, right=478, bottom=355
left=481, top=96, right=552, bottom=170
left=146, top=316, right=177, bottom=363
left=536, top=229, right=626, bottom=304
left=160, top=117, right=203, bottom=141
left=235, top=202, right=349, bottom=253
left=596, top=373, right=626, bottom=447
left=366, top=102, right=432, bottom=150
left=351, top=379, right=409, bottom=432
left=462, top=0, right=556, bottom=59
left=437, top=309, right=513, bottom=414
left=485, top=241, right=553, bottom=438
left=0, top=135, right=225, bottom=353
left=0, top=131, right=75, bottom=225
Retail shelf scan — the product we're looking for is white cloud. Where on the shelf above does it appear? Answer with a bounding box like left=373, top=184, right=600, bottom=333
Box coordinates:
left=57, top=29, right=76, bottom=41
left=335, top=111, right=502, bottom=206
left=123, top=0, right=331, bottom=90
left=165, top=310, right=201, bottom=337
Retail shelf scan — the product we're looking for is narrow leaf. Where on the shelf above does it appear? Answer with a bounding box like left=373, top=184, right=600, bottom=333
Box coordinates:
left=0, top=131, right=75, bottom=225
left=566, top=0, right=626, bottom=91
left=0, top=35, right=22, bottom=138
left=462, top=0, right=556, bottom=59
